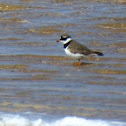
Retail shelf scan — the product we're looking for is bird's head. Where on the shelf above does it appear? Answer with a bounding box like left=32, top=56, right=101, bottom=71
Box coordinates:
left=57, top=34, right=72, bottom=44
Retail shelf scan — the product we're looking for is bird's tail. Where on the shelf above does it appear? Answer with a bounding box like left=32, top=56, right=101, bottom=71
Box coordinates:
left=94, top=51, right=104, bottom=56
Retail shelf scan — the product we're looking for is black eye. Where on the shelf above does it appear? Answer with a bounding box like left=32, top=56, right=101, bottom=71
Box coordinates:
left=61, top=36, right=67, bottom=40
left=61, top=37, right=67, bottom=40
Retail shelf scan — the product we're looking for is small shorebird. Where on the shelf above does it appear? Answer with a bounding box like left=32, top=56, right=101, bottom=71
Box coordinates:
left=57, top=34, right=103, bottom=66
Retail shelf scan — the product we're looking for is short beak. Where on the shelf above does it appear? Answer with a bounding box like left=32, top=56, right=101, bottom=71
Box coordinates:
left=57, top=39, right=61, bottom=42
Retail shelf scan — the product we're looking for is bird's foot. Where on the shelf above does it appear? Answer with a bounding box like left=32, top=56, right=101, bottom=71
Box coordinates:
left=75, top=61, right=83, bottom=67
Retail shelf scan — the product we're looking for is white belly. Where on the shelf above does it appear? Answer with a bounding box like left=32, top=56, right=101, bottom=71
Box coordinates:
left=64, top=48, right=84, bottom=60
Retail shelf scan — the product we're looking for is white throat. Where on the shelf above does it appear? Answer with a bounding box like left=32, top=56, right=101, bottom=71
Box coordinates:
left=63, top=38, right=72, bottom=44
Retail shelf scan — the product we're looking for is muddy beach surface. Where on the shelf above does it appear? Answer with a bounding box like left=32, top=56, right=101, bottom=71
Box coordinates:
left=0, top=0, right=126, bottom=125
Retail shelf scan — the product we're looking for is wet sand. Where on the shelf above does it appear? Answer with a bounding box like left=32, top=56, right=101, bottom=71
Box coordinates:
left=0, top=0, right=126, bottom=122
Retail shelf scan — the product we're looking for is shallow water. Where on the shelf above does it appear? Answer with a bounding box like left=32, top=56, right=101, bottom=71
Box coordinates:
left=0, top=0, right=126, bottom=125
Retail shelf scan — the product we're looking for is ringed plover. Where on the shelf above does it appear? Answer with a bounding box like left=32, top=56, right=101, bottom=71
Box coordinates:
left=57, top=34, right=103, bottom=66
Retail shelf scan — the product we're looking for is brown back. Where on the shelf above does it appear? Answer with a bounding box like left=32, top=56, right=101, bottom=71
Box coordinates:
left=68, top=40, right=93, bottom=55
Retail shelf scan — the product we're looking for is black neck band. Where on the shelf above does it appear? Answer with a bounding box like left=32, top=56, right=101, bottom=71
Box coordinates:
left=64, top=41, right=71, bottom=48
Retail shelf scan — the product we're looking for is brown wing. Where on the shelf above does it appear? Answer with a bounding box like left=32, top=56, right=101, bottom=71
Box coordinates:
left=68, top=40, right=93, bottom=55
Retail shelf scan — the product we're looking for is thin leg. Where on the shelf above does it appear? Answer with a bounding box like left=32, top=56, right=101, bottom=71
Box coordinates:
left=75, top=59, right=82, bottom=67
